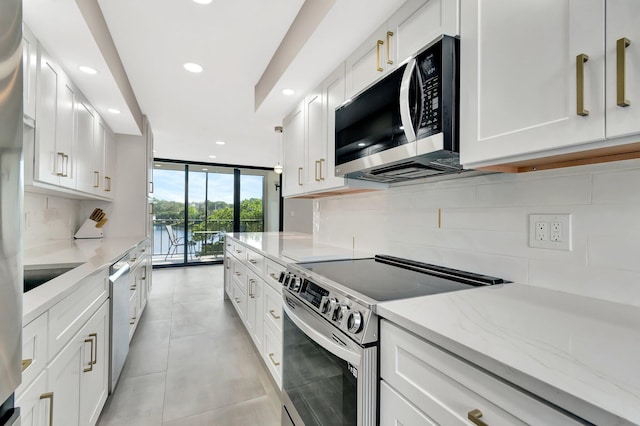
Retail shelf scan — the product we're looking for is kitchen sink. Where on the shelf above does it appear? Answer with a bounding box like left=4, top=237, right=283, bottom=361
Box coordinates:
left=24, top=265, right=81, bottom=293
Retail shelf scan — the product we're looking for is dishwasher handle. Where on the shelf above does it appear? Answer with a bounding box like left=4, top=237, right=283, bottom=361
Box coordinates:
left=109, top=262, right=130, bottom=282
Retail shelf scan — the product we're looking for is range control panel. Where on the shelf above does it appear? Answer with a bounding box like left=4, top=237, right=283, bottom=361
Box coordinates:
left=279, top=270, right=375, bottom=344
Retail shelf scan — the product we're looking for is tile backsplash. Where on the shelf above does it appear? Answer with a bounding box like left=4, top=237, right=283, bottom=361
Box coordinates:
left=24, top=192, right=82, bottom=249
left=314, top=159, right=640, bottom=307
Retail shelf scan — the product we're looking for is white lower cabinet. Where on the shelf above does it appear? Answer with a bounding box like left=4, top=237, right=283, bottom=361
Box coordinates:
left=380, top=380, right=437, bottom=426
left=48, top=300, right=109, bottom=426
left=380, top=320, right=582, bottom=425
left=16, top=370, right=49, bottom=426
left=224, top=236, right=285, bottom=389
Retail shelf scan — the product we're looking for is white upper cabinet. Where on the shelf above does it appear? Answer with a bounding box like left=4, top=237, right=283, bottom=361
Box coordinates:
left=605, top=0, right=640, bottom=139
left=346, top=0, right=459, bottom=97
left=75, top=98, right=96, bottom=194
left=282, top=103, right=305, bottom=197
left=461, top=0, right=640, bottom=170
left=319, top=64, right=348, bottom=191
left=23, top=24, right=38, bottom=121
left=304, top=91, right=323, bottom=190
left=103, top=125, right=115, bottom=196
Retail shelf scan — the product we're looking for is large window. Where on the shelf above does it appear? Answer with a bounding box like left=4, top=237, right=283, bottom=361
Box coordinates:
left=152, top=161, right=280, bottom=266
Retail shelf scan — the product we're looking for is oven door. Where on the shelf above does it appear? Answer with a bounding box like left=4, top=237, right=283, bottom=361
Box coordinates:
left=282, top=294, right=376, bottom=426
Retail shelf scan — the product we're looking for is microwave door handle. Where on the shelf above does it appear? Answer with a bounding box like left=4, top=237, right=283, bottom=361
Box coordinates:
left=399, top=58, right=417, bottom=142
left=282, top=301, right=361, bottom=366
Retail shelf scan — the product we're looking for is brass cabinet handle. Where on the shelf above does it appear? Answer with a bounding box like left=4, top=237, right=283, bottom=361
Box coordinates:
left=149, top=202, right=154, bottom=215
left=149, top=181, right=153, bottom=194
left=105, top=176, right=112, bottom=192
left=376, top=39, right=384, bottom=72
left=234, top=271, right=241, bottom=276
left=22, top=358, right=33, bottom=372
left=56, top=152, right=65, bottom=176
left=234, top=297, right=241, bottom=303
left=40, top=392, right=54, bottom=426
left=617, top=37, right=631, bottom=107
left=269, top=309, right=281, bottom=320
left=315, top=160, right=320, bottom=181
left=319, top=158, right=325, bottom=180
left=93, top=171, right=100, bottom=187
left=298, top=167, right=303, bottom=186
left=386, top=31, right=394, bottom=64
left=130, top=316, right=136, bottom=325
left=63, top=154, right=69, bottom=177
left=249, top=259, right=258, bottom=264
left=235, top=249, right=242, bottom=254
left=89, top=333, right=97, bottom=365
left=269, top=272, right=278, bottom=281
left=248, top=279, right=255, bottom=298
left=468, top=409, right=489, bottom=426
left=227, top=243, right=232, bottom=247
left=268, top=353, right=280, bottom=366
left=83, top=337, right=94, bottom=372
left=576, top=53, right=589, bottom=116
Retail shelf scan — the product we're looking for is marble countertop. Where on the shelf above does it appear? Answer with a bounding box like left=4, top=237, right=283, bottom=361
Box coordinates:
left=226, top=232, right=371, bottom=263
left=23, top=237, right=147, bottom=324
left=378, top=283, right=640, bottom=425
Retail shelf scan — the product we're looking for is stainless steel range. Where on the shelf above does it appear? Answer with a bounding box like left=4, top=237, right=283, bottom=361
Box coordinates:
left=280, top=255, right=506, bottom=426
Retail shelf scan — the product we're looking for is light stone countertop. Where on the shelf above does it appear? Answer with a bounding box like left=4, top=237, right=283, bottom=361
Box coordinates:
left=23, top=237, right=147, bottom=324
left=225, top=232, right=371, bottom=264
left=377, top=283, right=640, bottom=425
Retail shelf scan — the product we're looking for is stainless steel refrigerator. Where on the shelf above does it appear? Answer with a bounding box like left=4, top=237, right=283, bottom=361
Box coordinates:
left=0, top=0, right=24, bottom=424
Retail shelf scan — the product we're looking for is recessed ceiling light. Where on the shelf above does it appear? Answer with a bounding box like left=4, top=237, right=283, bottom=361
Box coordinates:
left=153, top=150, right=157, bottom=153
left=192, top=0, right=213, bottom=4
left=215, top=141, right=225, bottom=145
left=202, top=168, right=208, bottom=171
left=281, top=88, right=295, bottom=96
left=358, top=142, right=366, bottom=147
left=107, top=108, right=121, bottom=114
left=208, top=155, right=217, bottom=159
left=155, top=164, right=162, bottom=167
left=183, top=62, right=203, bottom=73
left=79, top=66, right=97, bottom=75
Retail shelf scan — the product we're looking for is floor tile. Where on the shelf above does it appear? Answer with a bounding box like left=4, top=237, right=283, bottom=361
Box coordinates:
left=162, top=395, right=280, bottom=426
left=98, top=372, right=166, bottom=423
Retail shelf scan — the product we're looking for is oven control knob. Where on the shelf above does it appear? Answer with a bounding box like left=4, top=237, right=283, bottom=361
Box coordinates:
left=347, top=311, right=363, bottom=333
left=290, top=277, right=302, bottom=292
left=321, top=297, right=337, bottom=315
left=333, top=304, right=349, bottom=324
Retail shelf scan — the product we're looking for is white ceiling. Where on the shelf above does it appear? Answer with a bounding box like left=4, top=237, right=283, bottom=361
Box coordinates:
left=25, top=0, right=406, bottom=168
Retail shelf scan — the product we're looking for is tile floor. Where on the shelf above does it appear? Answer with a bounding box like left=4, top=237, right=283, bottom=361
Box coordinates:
left=97, top=265, right=282, bottom=426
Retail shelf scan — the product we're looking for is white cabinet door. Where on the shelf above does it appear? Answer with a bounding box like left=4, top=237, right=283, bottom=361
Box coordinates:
left=23, top=25, right=38, bottom=121
left=16, top=370, right=49, bottom=426
left=282, top=102, right=305, bottom=196
left=56, top=75, right=76, bottom=188
left=93, top=120, right=107, bottom=195
left=320, top=63, right=347, bottom=190
left=346, top=31, right=387, bottom=97
left=75, top=99, right=96, bottom=193
left=34, top=52, right=60, bottom=186
left=47, top=331, right=82, bottom=426
left=606, top=0, right=640, bottom=139
left=79, top=301, right=109, bottom=426
left=380, top=381, right=437, bottom=426
left=103, top=127, right=115, bottom=197
left=460, top=0, right=606, bottom=168
left=390, top=0, right=459, bottom=67
left=305, top=91, right=323, bottom=189
left=246, top=271, right=264, bottom=351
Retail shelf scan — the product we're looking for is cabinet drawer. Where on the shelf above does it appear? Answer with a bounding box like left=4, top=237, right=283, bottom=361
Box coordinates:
left=231, top=280, right=247, bottom=320
left=380, top=321, right=581, bottom=425
left=263, top=322, right=282, bottom=388
left=18, top=312, right=48, bottom=395
left=48, top=270, right=108, bottom=360
left=264, top=283, right=282, bottom=334
left=264, top=258, right=286, bottom=290
left=15, top=369, right=48, bottom=426
left=380, top=380, right=437, bottom=426
left=245, top=248, right=264, bottom=274
left=232, top=260, right=246, bottom=285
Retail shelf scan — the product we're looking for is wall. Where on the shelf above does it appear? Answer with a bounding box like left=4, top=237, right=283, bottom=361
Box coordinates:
left=24, top=192, right=82, bottom=249
left=314, top=159, right=640, bottom=307
left=284, top=198, right=313, bottom=233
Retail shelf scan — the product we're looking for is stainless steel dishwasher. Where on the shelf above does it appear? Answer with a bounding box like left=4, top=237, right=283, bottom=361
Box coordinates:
left=109, top=255, right=131, bottom=393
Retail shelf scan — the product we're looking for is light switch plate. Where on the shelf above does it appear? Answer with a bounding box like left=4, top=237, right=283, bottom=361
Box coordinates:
left=529, top=214, right=572, bottom=251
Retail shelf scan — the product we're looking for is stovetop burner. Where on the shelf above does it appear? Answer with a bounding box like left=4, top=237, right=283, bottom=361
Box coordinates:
left=283, top=255, right=507, bottom=345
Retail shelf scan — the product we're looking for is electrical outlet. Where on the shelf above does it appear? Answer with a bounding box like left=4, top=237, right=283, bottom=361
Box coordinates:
left=529, top=214, right=572, bottom=250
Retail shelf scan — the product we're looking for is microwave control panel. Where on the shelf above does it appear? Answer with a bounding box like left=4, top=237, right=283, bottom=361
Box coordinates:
left=417, top=48, right=442, bottom=137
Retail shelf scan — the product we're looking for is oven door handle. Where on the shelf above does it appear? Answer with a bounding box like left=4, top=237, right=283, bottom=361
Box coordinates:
left=283, top=302, right=361, bottom=366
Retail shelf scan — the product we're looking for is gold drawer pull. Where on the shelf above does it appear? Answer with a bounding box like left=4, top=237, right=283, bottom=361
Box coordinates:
left=576, top=53, right=589, bottom=116
left=40, top=392, right=54, bottom=426
left=234, top=271, right=241, bottom=276
left=468, top=409, right=489, bottom=426
left=386, top=31, right=394, bottom=64
left=22, top=358, right=33, bottom=372
left=268, top=353, right=280, bottom=366
left=269, top=272, right=278, bottom=280
left=234, top=297, right=241, bottom=303
left=376, top=39, right=384, bottom=72
left=130, top=316, right=136, bottom=325
left=83, top=338, right=94, bottom=372
left=617, top=37, right=631, bottom=107
left=89, top=333, right=97, bottom=365
left=249, top=259, right=258, bottom=264
left=269, top=309, right=281, bottom=320
left=298, top=167, right=303, bottom=186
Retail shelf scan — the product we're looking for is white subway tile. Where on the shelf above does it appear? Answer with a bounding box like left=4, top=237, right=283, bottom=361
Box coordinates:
left=477, top=175, right=591, bottom=207
left=592, top=168, right=640, bottom=205
left=443, top=207, right=526, bottom=232
left=588, top=235, right=640, bottom=272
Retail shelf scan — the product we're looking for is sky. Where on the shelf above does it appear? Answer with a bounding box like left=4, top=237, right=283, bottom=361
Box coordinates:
left=153, top=169, right=264, bottom=203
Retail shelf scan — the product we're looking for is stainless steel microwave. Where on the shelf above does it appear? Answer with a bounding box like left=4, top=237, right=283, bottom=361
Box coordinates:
left=335, top=35, right=468, bottom=183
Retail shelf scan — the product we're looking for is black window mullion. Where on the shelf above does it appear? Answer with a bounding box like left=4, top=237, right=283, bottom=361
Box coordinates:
left=184, top=164, right=189, bottom=265
left=233, top=168, right=240, bottom=232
